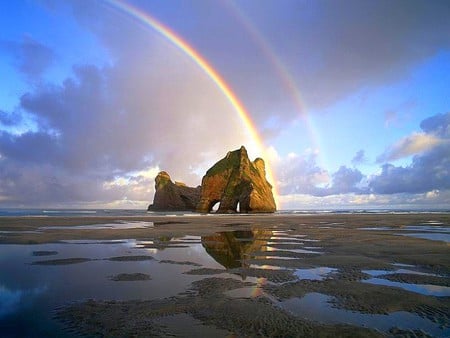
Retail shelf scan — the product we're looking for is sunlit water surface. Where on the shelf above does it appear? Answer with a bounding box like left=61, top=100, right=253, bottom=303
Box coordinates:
left=0, top=221, right=449, bottom=337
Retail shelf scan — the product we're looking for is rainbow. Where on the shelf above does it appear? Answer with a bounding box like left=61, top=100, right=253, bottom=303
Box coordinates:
left=104, top=0, right=279, bottom=206
left=223, top=1, right=327, bottom=168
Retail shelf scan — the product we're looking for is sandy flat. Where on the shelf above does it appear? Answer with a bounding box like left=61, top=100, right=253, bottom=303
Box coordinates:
left=1, top=213, right=449, bottom=337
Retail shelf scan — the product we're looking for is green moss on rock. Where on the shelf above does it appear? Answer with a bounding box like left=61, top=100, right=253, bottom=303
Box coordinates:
left=197, top=146, right=276, bottom=213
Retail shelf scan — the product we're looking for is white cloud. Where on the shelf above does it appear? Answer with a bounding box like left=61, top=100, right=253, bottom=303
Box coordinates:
left=425, top=189, right=439, bottom=199
left=378, top=132, right=443, bottom=162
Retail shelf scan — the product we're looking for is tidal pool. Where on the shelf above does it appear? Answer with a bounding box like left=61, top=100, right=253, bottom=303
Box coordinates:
left=362, top=278, right=450, bottom=297
left=280, top=293, right=449, bottom=337
left=294, top=267, right=337, bottom=280
left=398, top=232, right=450, bottom=243
left=1, top=220, right=449, bottom=337
left=0, top=237, right=223, bottom=337
left=39, top=221, right=154, bottom=230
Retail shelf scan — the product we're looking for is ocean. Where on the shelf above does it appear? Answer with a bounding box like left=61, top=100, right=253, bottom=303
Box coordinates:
left=0, top=208, right=448, bottom=217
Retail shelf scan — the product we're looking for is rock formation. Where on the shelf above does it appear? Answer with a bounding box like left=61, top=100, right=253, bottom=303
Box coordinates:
left=147, top=171, right=201, bottom=211
left=148, top=146, right=276, bottom=213
left=196, top=146, right=276, bottom=213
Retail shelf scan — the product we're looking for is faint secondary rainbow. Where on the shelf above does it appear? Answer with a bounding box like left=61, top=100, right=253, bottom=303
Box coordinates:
left=223, top=1, right=328, bottom=168
left=104, top=0, right=279, bottom=206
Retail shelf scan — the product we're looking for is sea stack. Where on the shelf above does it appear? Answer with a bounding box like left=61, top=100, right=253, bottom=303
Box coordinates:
left=196, top=146, right=276, bottom=213
left=147, top=171, right=201, bottom=211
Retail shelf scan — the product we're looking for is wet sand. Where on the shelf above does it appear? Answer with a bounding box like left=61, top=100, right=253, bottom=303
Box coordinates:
left=1, top=213, right=449, bottom=337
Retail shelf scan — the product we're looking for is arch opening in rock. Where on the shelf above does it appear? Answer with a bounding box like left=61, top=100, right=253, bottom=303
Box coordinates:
left=210, top=200, right=220, bottom=213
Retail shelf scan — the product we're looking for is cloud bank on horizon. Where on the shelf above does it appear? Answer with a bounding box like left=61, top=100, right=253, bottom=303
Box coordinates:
left=0, top=0, right=449, bottom=209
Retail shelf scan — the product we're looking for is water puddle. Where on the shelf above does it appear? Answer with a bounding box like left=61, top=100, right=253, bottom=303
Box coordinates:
left=267, top=241, right=304, bottom=245
left=392, top=263, right=415, bottom=268
left=248, top=264, right=336, bottom=282
left=251, top=255, right=299, bottom=260
left=362, top=269, right=449, bottom=296
left=363, top=269, right=438, bottom=277
left=61, top=239, right=132, bottom=244
left=362, top=278, right=450, bottom=297
left=280, top=293, right=448, bottom=337
left=263, top=246, right=321, bottom=255
left=40, top=221, right=154, bottom=230
left=359, top=226, right=393, bottom=231
left=402, top=225, right=450, bottom=233
left=249, top=264, right=284, bottom=270
left=359, top=224, right=450, bottom=243
left=269, top=236, right=305, bottom=241
left=294, top=267, right=337, bottom=280
left=424, top=221, right=444, bottom=225
left=397, top=232, right=450, bottom=243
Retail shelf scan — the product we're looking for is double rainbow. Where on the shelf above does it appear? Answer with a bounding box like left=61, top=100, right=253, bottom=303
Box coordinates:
left=223, top=1, right=326, bottom=168
left=104, top=0, right=279, bottom=206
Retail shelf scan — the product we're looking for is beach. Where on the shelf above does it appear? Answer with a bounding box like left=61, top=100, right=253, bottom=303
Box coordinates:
left=0, top=213, right=449, bottom=337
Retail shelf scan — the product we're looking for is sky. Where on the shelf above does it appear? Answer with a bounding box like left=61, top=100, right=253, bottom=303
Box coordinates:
left=0, top=0, right=449, bottom=210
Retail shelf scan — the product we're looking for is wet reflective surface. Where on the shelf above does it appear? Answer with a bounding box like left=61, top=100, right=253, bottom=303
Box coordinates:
left=360, top=223, right=450, bottom=243
left=280, top=293, right=448, bottom=337
left=39, top=221, right=155, bottom=230
left=0, top=238, right=224, bottom=336
left=362, top=277, right=450, bottom=297
left=1, top=221, right=449, bottom=337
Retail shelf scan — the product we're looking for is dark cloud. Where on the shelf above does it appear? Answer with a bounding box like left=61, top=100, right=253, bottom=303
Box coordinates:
left=369, top=144, right=450, bottom=194
left=351, top=149, right=366, bottom=165
left=326, top=166, right=364, bottom=195
left=40, top=0, right=450, bottom=129
left=0, top=131, right=60, bottom=164
left=0, top=5, right=252, bottom=206
left=0, top=159, right=140, bottom=207
left=420, top=112, right=450, bottom=137
left=370, top=112, right=450, bottom=194
left=0, top=110, right=21, bottom=126
left=0, top=36, right=55, bottom=80
left=214, top=0, right=450, bottom=120
left=49, top=0, right=450, bottom=127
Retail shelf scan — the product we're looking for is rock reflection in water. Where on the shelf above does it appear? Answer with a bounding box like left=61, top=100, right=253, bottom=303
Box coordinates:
left=201, top=230, right=273, bottom=269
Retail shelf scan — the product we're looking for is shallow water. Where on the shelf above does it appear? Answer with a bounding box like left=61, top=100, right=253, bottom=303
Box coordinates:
left=363, top=278, right=450, bottom=297
left=294, top=267, right=337, bottom=280
left=263, top=246, right=321, bottom=255
left=0, top=238, right=223, bottom=336
left=39, top=221, right=155, bottom=230
left=1, top=222, right=449, bottom=336
left=360, top=224, right=450, bottom=243
left=363, top=268, right=439, bottom=277
left=398, top=232, right=450, bottom=243
left=280, top=293, right=449, bottom=337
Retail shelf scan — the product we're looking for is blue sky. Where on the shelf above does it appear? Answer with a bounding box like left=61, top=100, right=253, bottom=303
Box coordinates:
left=0, top=0, right=449, bottom=209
